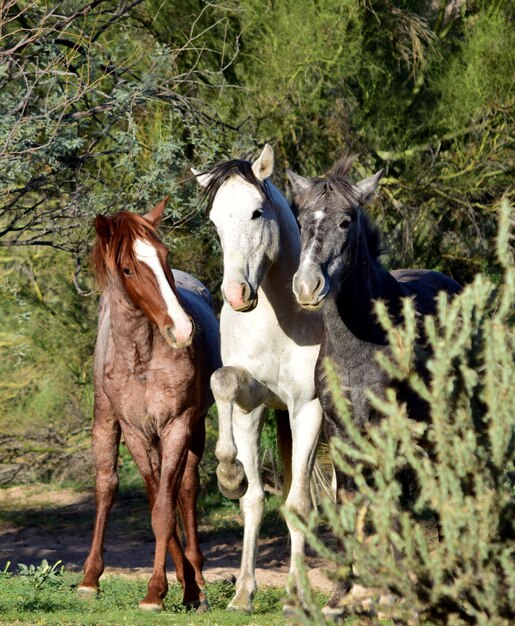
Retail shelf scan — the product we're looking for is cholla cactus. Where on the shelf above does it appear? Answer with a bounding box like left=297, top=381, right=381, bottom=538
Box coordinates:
left=290, top=199, right=514, bottom=626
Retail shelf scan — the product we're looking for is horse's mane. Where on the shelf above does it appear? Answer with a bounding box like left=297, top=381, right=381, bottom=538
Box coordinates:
left=355, top=208, right=384, bottom=261
left=200, top=159, right=272, bottom=210
left=92, top=211, right=161, bottom=290
left=299, top=156, right=359, bottom=204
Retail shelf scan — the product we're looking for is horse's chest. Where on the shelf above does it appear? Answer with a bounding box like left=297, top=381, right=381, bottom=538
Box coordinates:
left=102, top=364, right=192, bottom=428
left=317, top=331, right=388, bottom=426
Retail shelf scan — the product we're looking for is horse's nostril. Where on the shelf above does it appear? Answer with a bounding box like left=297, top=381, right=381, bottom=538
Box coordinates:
left=165, top=325, right=175, bottom=340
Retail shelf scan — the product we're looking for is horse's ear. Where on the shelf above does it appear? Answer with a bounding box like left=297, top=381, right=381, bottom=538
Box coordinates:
left=95, top=215, right=113, bottom=242
left=287, top=169, right=311, bottom=200
left=144, top=195, right=169, bottom=226
left=356, top=170, right=384, bottom=204
left=252, top=143, right=274, bottom=181
left=191, top=167, right=213, bottom=188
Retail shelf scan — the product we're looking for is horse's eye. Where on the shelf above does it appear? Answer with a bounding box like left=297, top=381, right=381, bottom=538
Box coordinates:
left=251, top=209, right=263, bottom=220
left=123, top=267, right=133, bottom=276
left=339, top=218, right=351, bottom=230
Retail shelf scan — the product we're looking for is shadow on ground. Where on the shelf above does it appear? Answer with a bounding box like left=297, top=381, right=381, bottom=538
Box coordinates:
left=0, top=484, right=333, bottom=591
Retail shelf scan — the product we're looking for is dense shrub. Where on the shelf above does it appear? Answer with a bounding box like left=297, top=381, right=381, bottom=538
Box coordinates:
left=291, top=200, right=514, bottom=625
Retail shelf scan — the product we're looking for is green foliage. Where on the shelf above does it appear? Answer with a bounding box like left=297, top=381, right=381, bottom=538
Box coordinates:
left=18, top=559, right=64, bottom=591
left=0, top=247, right=96, bottom=483
left=0, top=561, right=11, bottom=578
left=290, top=200, right=514, bottom=625
left=434, top=6, right=515, bottom=131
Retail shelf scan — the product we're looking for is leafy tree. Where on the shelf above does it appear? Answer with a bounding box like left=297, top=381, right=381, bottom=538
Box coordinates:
left=0, top=246, right=96, bottom=482
left=224, top=0, right=513, bottom=282
left=0, top=0, right=237, bottom=260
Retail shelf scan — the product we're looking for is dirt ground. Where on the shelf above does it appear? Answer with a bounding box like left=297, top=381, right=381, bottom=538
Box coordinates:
left=0, top=485, right=334, bottom=593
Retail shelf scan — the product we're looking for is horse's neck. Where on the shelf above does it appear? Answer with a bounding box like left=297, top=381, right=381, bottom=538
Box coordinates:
left=105, top=286, right=154, bottom=373
left=260, top=184, right=301, bottom=312
left=331, top=246, right=402, bottom=345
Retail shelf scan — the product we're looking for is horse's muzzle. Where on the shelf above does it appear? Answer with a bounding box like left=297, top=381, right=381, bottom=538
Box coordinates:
left=223, top=280, right=257, bottom=312
left=293, top=271, right=328, bottom=309
left=163, top=317, right=195, bottom=349
left=229, top=297, right=258, bottom=312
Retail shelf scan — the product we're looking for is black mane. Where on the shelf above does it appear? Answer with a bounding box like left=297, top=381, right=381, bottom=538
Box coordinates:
left=356, top=208, right=385, bottom=261
left=200, top=159, right=272, bottom=210
left=302, top=156, right=360, bottom=207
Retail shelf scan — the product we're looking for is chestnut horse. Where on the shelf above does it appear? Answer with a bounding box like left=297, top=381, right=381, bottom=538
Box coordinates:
left=77, top=198, right=221, bottom=611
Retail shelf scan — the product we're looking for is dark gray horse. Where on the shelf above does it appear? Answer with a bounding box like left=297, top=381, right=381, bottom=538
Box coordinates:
left=287, top=158, right=461, bottom=616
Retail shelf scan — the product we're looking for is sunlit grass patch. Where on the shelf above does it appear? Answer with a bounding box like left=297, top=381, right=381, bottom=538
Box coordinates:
left=0, top=564, right=305, bottom=626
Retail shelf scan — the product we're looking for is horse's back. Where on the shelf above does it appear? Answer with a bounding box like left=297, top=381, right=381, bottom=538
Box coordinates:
left=392, top=269, right=461, bottom=315
left=172, top=269, right=214, bottom=309
left=172, top=269, right=222, bottom=375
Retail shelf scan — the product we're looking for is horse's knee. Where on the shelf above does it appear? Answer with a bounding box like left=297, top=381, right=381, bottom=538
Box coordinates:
left=284, top=487, right=310, bottom=523
left=211, top=366, right=244, bottom=402
left=94, top=466, right=119, bottom=500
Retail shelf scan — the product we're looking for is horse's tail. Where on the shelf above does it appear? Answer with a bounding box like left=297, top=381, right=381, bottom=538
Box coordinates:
left=276, top=409, right=292, bottom=500
left=276, top=411, right=334, bottom=506
left=310, top=440, right=335, bottom=507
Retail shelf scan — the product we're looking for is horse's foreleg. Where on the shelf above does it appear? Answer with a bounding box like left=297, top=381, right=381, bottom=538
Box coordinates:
left=121, top=430, right=190, bottom=609
left=283, top=398, right=323, bottom=613
left=176, top=419, right=207, bottom=611
left=228, top=403, right=267, bottom=613
left=78, top=401, right=120, bottom=595
left=139, top=419, right=190, bottom=611
left=211, top=366, right=266, bottom=500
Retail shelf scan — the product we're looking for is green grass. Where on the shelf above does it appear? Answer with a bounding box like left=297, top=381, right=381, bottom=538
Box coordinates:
left=0, top=568, right=311, bottom=625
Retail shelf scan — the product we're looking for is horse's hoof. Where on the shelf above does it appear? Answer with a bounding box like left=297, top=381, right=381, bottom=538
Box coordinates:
left=227, top=598, right=252, bottom=614
left=76, top=585, right=97, bottom=599
left=322, top=603, right=347, bottom=619
left=196, top=598, right=209, bottom=613
left=183, top=597, right=209, bottom=613
left=216, top=461, right=248, bottom=499
left=139, top=600, right=164, bottom=612
left=217, top=479, right=248, bottom=500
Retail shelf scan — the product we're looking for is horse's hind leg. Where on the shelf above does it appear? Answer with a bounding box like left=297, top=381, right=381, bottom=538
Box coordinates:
left=78, top=399, right=120, bottom=595
left=176, top=417, right=208, bottom=611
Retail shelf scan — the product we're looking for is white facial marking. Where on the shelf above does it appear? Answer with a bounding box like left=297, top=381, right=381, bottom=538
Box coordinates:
left=209, top=177, right=264, bottom=285
left=133, top=239, right=193, bottom=342
left=313, top=210, right=325, bottom=221
left=209, top=177, right=262, bottom=226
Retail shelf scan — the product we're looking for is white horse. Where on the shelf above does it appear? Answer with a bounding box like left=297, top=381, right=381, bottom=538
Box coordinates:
left=193, top=144, right=324, bottom=613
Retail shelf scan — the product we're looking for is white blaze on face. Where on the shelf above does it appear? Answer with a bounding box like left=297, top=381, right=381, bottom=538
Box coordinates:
left=209, top=177, right=265, bottom=298
left=298, top=208, right=324, bottom=275
left=133, top=238, right=193, bottom=344
left=294, top=207, right=327, bottom=302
